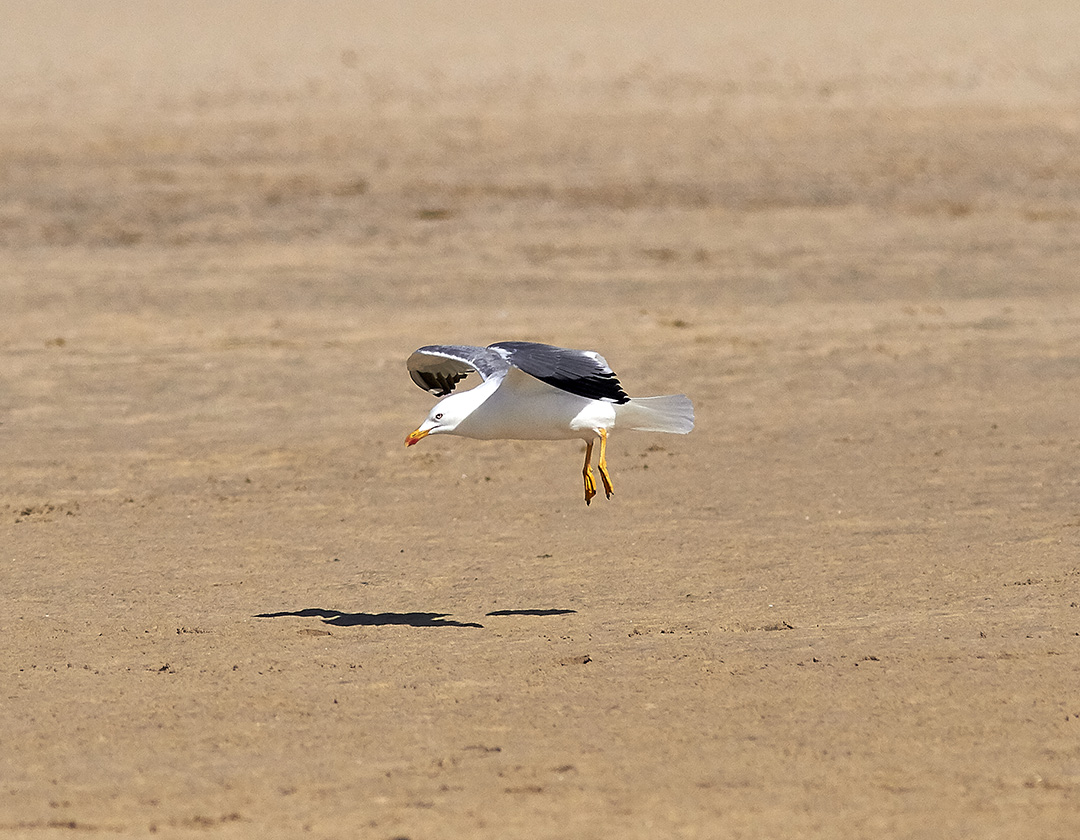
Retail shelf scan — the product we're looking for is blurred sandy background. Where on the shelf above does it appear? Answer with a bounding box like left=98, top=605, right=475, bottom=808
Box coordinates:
left=3, top=2, right=1079, bottom=838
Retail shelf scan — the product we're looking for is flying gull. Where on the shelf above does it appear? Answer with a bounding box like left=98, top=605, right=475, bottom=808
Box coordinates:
left=404, top=341, right=694, bottom=504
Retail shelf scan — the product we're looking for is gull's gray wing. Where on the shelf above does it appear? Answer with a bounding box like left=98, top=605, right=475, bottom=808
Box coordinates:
left=407, top=344, right=510, bottom=397
left=489, top=341, right=630, bottom=404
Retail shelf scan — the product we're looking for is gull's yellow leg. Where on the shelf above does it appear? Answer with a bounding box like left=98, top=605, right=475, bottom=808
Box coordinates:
left=582, top=439, right=597, bottom=505
left=597, top=428, right=614, bottom=499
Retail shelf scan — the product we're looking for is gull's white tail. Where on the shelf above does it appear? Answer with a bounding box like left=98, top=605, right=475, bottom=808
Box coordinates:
left=615, top=395, right=694, bottom=434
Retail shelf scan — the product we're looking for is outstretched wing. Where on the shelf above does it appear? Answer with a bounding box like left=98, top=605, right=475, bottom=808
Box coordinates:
left=489, top=341, right=630, bottom=404
left=407, top=344, right=509, bottom=397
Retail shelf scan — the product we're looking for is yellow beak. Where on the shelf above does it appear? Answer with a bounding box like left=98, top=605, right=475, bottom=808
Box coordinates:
left=404, top=428, right=429, bottom=447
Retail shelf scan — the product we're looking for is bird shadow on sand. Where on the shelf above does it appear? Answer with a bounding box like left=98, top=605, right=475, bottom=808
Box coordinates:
left=255, top=607, right=577, bottom=630
left=256, top=608, right=484, bottom=628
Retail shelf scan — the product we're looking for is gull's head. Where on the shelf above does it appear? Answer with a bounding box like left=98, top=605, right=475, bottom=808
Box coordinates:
left=404, top=395, right=469, bottom=446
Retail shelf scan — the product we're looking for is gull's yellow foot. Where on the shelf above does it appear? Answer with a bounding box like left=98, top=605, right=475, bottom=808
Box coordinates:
left=582, top=439, right=596, bottom=505
left=597, top=428, right=614, bottom=499
left=583, top=469, right=597, bottom=505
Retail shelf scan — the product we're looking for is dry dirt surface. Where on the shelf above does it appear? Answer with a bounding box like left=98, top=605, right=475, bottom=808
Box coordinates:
left=3, top=2, right=1080, bottom=838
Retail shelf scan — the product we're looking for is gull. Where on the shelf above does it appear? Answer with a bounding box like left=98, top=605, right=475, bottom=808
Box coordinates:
left=404, top=341, right=694, bottom=504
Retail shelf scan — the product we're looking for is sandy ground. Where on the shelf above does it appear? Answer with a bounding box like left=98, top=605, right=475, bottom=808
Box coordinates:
left=3, top=2, right=1080, bottom=838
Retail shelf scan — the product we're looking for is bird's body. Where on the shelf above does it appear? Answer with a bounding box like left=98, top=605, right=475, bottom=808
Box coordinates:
left=433, top=368, right=615, bottom=442
left=405, top=341, right=693, bottom=503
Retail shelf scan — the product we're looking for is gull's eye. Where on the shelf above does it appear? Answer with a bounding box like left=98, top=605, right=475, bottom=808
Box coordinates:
left=435, top=412, right=443, bottom=420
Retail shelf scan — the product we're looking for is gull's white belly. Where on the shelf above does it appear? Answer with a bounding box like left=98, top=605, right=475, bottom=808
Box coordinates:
left=454, top=378, right=616, bottom=441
